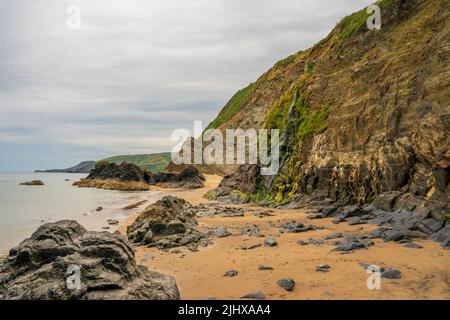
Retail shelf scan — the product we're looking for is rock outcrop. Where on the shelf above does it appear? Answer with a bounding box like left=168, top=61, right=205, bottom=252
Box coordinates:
left=86, top=161, right=152, bottom=183
left=0, top=220, right=180, bottom=300
left=74, top=161, right=205, bottom=191
left=153, top=165, right=206, bottom=189
left=127, top=196, right=209, bottom=249
left=20, top=180, right=44, bottom=186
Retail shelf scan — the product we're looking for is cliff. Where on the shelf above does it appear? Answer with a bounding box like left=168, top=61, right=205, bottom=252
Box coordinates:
left=197, top=0, right=448, bottom=209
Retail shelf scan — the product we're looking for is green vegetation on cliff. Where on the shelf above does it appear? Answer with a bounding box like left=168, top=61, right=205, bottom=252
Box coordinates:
left=205, top=82, right=255, bottom=130
left=337, top=0, right=393, bottom=39
left=101, top=153, right=171, bottom=173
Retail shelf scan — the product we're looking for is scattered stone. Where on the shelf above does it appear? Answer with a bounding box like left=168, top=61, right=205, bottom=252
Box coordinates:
left=381, top=268, right=402, bottom=279
left=258, top=266, right=274, bottom=271
left=224, top=270, right=238, bottom=277
left=320, top=205, right=339, bottom=218
left=347, top=217, right=366, bottom=226
left=316, top=264, right=331, bottom=272
left=102, top=226, right=110, bottom=230
left=432, top=226, right=450, bottom=249
left=241, top=224, right=263, bottom=237
left=20, top=180, right=44, bottom=186
left=219, top=209, right=245, bottom=218
left=324, top=233, right=343, bottom=240
left=123, top=200, right=148, bottom=210
left=297, top=240, right=309, bottom=246
left=309, top=239, right=325, bottom=246
left=107, top=219, right=119, bottom=225
left=341, top=205, right=363, bottom=218
left=278, top=220, right=322, bottom=233
left=331, top=217, right=345, bottom=224
left=332, top=239, right=373, bottom=252
left=306, top=214, right=323, bottom=220
left=322, top=291, right=335, bottom=297
left=277, top=278, right=295, bottom=292
left=264, top=237, right=278, bottom=247
left=383, top=229, right=408, bottom=242
left=240, top=243, right=261, bottom=250
left=240, top=292, right=266, bottom=300
left=213, top=226, right=231, bottom=238
left=253, top=210, right=274, bottom=218
left=96, top=207, right=103, bottom=212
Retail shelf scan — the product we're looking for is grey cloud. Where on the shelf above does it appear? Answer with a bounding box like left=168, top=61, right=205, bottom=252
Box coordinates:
left=0, top=0, right=374, bottom=169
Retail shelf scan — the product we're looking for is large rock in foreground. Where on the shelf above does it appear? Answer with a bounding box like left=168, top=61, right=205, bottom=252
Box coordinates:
left=0, top=220, right=180, bottom=300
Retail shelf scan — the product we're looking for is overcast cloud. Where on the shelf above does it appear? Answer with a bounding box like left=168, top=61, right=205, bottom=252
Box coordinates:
left=0, top=0, right=373, bottom=170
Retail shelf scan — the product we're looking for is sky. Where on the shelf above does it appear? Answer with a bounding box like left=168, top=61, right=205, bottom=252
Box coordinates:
left=0, top=0, right=374, bottom=171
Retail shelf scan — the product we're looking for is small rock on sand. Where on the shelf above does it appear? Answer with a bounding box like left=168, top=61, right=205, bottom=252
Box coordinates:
left=324, top=233, right=343, bottom=240
left=20, top=180, right=44, bottom=186
left=240, top=244, right=261, bottom=250
left=404, top=243, right=423, bottom=249
left=277, top=278, right=295, bottom=292
left=258, top=265, right=274, bottom=271
left=96, top=207, right=103, bottom=212
left=240, top=292, right=266, bottom=300
left=316, top=264, right=331, bottom=272
left=381, top=268, right=402, bottom=279
left=213, top=227, right=231, bottom=238
left=264, top=237, right=278, bottom=247
left=224, top=270, right=238, bottom=277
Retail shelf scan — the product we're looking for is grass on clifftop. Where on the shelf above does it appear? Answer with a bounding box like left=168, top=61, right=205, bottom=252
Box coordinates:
left=337, top=0, right=393, bottom=39
left=205, top=82, right=255, bottom=130
left=101, top=153, right=171, bottom=173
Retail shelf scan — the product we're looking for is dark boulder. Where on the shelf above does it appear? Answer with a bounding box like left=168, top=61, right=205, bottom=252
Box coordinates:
left=87, top=161, right=153, bottom=183
left=0, top=220, right=179, bottom=300
left=381, top=268, right=402, bottom=279
left=127, top=196, right=205, bottom=249
left=153, top=165, right=206, bottom=189
left=277, top=278, right=295, bottom=292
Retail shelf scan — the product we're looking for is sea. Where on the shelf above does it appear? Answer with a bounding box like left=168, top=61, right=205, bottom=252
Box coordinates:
left=0, top=172, right=159, bottom=255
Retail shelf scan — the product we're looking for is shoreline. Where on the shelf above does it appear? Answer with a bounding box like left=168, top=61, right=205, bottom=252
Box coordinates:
left=2, top=174, right=448, bottom=299
left=117, top=175, right=450, bottom=300
left=0, top=171, right=165, bottom=255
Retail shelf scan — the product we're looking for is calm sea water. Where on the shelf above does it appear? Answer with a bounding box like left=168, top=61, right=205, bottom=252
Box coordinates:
left=0, top=172, right=157, bottom=254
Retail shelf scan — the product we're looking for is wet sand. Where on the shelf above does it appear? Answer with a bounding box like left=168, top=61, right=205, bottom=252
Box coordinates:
left=118, top=175, right=450, bottom=300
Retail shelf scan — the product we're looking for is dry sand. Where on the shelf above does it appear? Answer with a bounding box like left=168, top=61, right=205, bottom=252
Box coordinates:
left=118, top=175, right=450, bottom=300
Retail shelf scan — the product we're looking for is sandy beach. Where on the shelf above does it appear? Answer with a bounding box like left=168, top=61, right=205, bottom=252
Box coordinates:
left=117, top=175, right=450, bottom=300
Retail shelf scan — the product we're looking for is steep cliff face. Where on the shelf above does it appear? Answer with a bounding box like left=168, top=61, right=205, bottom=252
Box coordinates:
left=203, top=0, right=449, bottom=210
